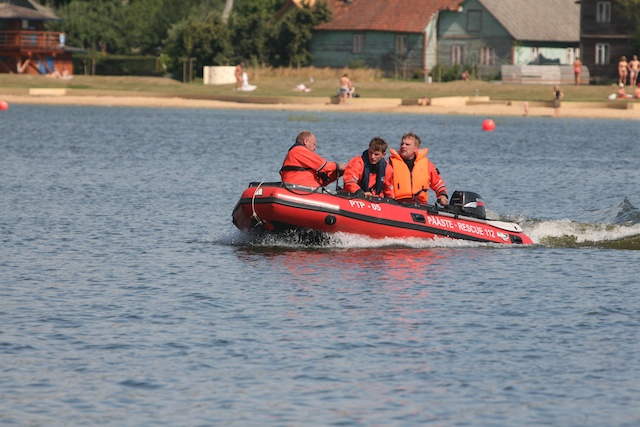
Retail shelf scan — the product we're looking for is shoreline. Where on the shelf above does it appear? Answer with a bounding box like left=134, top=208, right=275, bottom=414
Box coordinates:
left=2, top=92, right=639, bottom=120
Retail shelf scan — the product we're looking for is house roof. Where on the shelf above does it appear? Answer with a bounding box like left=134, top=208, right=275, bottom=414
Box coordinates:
left=0, top=0, right=60, bottom=21
left=478, top=0, right=579, bottom=42
left=315, top=0, right=465, bottom=33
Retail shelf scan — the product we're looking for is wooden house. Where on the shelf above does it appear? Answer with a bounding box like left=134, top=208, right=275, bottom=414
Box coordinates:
left=298, top=0, right=465, bottom=76
left=579, top=0, right=633, bottom=82
left=438, top=0, right=580, bottom=79
left=0, top=0, right=73, bottom=76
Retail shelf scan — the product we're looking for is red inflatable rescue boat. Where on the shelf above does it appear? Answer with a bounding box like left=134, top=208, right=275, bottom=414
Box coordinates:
left=232, top=182, right=533, bottom=245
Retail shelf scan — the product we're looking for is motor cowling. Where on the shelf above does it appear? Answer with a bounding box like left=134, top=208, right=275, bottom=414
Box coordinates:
left=450, top=191, right=486, bottom=219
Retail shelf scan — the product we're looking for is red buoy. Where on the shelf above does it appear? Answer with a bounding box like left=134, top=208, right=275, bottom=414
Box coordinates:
left=0, top=101, right=8, bottom=111
left=482, top=119, right=495, bottom=131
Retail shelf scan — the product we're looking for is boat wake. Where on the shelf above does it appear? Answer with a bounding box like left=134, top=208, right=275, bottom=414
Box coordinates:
left=241, top=230, right=489, bottom=249
left=217, top=198, right=640, bottom=251
left=519, top=197, right=640, bottom=250
left=217, top=222, right=640, bottom=250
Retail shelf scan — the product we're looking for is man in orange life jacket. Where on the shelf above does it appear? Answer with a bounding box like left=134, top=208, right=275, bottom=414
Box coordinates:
left=389, top=131, right=448, bottom=205
left=280, top=131, right=347, bottom=188
left=343, top=136, right=394, bottom=198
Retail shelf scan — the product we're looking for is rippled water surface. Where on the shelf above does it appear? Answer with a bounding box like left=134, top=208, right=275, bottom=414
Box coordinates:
left=2, top=105, right=640, bottom=426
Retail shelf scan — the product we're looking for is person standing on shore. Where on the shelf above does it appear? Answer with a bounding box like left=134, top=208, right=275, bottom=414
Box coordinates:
left=629, top=55, right=640, bottom=87
left=280, top=131, right=347, bottom=188
left=338, top=74, right=353, bottom=104
left=553, top=85, right=564, bottom=117
left=618, top=56, right=629, bottom=86
left=573, top=57, right=582, bottom=86
left=234, top=64, right=243, bottom=91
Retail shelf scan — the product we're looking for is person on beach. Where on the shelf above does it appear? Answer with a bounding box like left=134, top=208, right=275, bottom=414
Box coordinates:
left=343, top=137, right=394, bottom=199
left=553, top=85, right=564, bottom=117
left=573, top=57, right=582, bottom=86
left=629, top=55, right=640, bottom=87
left=280, top=131, right=347, bottom=188
left=338, top=74, right=354, bottom=104
left=234, top=64, right=243, bottom=91
left=388, top=132, right=448, bottom=206
left=616, top=83, right=631, bottom=99
left=618, top=56, right=629, bottom=86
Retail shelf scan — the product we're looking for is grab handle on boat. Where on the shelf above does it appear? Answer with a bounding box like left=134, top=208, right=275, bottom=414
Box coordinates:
left=251, top=181, right=266, bottom=228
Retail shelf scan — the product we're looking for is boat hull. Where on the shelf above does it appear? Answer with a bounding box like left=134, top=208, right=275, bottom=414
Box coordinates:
left=232, top=183, right=533, bottom=245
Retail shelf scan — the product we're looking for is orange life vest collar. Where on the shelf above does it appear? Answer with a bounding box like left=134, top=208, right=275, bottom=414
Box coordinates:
left=389, top=148, right=430, bottom=204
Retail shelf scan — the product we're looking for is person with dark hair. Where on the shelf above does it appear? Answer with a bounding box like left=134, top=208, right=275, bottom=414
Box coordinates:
left=280, top=131, right=347, bottom=188
left=388, top=132, right=448, bottom=206
left=343, top=137, right=394, bottom=198
left=553, top=85, right=564, bottom=117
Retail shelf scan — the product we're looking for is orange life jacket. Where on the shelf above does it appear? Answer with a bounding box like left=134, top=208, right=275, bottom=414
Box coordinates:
left=280, top=144, right=338, bottom=187
left=389, top=148, right=430, bottom=204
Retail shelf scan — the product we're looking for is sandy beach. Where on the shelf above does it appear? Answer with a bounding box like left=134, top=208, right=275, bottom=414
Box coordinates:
left=2, top=92, right=639, bottom=120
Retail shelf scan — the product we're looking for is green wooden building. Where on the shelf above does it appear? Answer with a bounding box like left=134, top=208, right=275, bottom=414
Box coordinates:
left=437, top=0, right=580, bottom=79
left=306, top=0, right=465, bottom=76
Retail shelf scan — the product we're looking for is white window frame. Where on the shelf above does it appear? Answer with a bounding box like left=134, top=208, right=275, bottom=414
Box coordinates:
left=597, top=2, right=611, bottom=23
left=480, top=46, right=494, bottom=66
left=395, top=34, right=407, bottom=55
left=595, top=43, right=610, bottom=65
left=451, top=45, right=462, bottom=65
left=352, top=33, right=365, bottom=54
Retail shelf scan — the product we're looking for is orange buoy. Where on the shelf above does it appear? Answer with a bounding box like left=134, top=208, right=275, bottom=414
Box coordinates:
left=0, top=101, right=8, bottom=111
left=482, top=119, right=495, bottom=131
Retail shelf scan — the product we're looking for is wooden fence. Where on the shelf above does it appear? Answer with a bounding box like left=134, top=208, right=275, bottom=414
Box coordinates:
left=501, top=65, right=590, bottom=85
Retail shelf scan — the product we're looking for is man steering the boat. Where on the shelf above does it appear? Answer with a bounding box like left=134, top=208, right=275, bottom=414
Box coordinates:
left=280, top=131, right=347, bottom=188
left=343, top=136, right=394, bottom=199
left=389, top=132, right=448, bottom=206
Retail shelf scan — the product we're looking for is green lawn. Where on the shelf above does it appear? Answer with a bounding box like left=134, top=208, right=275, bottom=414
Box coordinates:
left=0, top=73, right=628, bottom=103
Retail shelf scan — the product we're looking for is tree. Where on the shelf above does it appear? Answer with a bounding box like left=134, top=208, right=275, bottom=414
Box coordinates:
left=233, top=0, right=286, bottom=15
left=43, top=0, right=332, bottom=78
left=38, top=0, right=72, bottom=8
left=221, top=0, right=233, bottom=23
left=228, top=10, right=271, bottom=65
left=47, top=0, right=209, bottom=55
left=164, top=16, right=233, bottom=78
left=268, top=1, right=331, bottom=67
left=615, top=0, right=640, bottom=52
left=52, top=0, right=128, bottom=54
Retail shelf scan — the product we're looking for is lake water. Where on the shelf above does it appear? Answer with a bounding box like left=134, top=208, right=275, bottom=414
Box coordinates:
left=1, top=105, right=639, bottom=426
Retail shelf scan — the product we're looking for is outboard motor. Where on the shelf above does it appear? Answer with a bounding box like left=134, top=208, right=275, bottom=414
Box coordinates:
left=450, top=191, right=486, bottom=219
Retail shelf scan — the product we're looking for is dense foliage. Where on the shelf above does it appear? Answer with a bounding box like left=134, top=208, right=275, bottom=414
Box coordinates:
left=615, top=0, right=640, bottom=53
left=38, top=0, right=331, bottom=77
